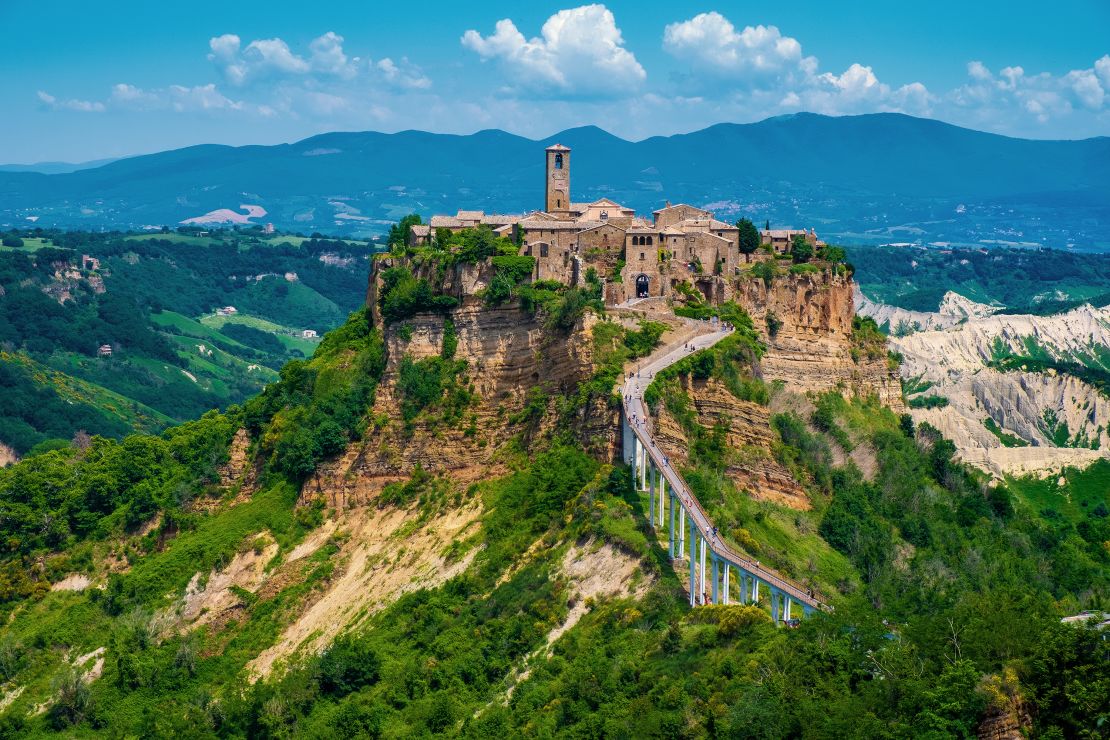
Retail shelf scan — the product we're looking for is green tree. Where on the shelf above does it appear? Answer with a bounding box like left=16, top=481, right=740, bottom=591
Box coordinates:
left=1, top=236, right=24, bottom=248
left=387, top=214, right=423, bottom=249
left=791, top=234, right=814, bottom=263
left=735, top=218, right=760, bottom=263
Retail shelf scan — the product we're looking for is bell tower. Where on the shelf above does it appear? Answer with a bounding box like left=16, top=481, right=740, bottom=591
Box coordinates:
left=545, top=143, right=570, bottom=214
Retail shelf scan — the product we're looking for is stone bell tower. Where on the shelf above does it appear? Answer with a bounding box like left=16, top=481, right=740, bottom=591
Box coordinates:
left=545, top=143, right=570, bottom=214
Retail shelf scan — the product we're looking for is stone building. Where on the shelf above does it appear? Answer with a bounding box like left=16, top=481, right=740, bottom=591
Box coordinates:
left=412, top=144, right=824, bottom=306
left=761, top=228, right=824, bottom=254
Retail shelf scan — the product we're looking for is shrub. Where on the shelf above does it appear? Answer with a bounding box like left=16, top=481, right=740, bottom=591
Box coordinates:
left=319, top=637, right=381, bottom=697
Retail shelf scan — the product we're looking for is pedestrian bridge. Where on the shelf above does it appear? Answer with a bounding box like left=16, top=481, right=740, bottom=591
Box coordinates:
left=620, top=320, right=826, bottom=622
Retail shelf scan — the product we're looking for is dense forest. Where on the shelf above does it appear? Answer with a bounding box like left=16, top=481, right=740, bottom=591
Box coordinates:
left=0, top=228, right=379, bottom=455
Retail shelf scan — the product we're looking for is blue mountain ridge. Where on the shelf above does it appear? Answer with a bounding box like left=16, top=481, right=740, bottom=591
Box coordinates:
left=2, top=113, right=1107, bottom=248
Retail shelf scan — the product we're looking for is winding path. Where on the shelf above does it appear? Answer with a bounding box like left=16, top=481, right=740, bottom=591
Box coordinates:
left=620, top=319, right=826, bottom=620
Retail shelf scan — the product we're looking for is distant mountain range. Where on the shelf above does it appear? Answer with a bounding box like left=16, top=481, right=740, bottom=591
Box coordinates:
left=2, top=113, right=1108, bottom=249
left=0, top=156, right=122, bottom=175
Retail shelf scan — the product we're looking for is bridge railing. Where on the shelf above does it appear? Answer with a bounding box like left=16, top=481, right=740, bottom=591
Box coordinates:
left=621, top=324, right=825, bottom=611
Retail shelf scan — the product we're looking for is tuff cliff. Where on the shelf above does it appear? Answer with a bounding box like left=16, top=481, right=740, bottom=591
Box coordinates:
left=653, top=376, right=811, bottom=510
left=734, top=270, right=905, bottom=410
left=307, top=258, right=612, bottom=509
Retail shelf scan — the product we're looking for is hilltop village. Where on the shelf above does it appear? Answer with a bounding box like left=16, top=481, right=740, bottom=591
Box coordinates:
left=410, top=144, right=824, bottom=306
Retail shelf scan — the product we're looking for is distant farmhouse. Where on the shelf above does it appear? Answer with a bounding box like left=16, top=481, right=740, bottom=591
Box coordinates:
left=411, top=144, right=823, bottom=305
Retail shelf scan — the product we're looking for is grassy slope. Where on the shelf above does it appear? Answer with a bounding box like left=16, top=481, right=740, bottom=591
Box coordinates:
left=1005, top=459, right=1110, bottom=523
left=198, top=313, right=319, bottom=356
left=0, top=350, right=172, bottom=433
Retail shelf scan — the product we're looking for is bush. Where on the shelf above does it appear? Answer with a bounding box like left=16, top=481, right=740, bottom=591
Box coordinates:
left=319, top=637, right=381, bottom=697
left=790, top=235, right=814, bottom=263
left=1, top=236, right=24, bottom=249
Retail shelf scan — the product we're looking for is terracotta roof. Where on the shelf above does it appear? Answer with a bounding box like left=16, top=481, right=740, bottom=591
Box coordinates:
left=410, top=224, right=431, bottom=236
left=430, top=216, right=462, bottom=228
left=709, top=219, right=736, bottom=230
left=653, top=203, right=710, bottom=215
left=522, top=220, right=603, bottom=231
left=480, top=215, right=518, bottom=225
left=627, top=226, right=658, bottom=234
left=456, top=210, right=484, bottom=221
left=576, top=222, right=627, bottom=235
left=545, top=143, right=571, bottom=151
left=519, top=211, right=561, bottom=222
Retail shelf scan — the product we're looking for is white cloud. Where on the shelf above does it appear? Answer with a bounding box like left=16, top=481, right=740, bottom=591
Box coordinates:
left=951, top=57, right=1110, bottom=127
left=661, top=11, right=931, bottom=116
left=209, top=31, right=360, bottom=85
left=309, top=32, right=359, bottom=78
left=36, top=90, right=105, bottom=113
left=461, top=4, right=645, bottom=95
left=168, top=84, right=243, bottom=112
left=662, top=13, right=814, bottom=84
left=375, top=57, right=431, bottom=90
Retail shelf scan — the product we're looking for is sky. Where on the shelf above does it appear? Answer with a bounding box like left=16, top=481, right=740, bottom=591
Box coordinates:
left=2, top=0, right=1108, bottom=163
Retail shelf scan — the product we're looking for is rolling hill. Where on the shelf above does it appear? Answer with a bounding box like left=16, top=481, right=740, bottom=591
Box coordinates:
left=3, top=113, right=1108, bottom=249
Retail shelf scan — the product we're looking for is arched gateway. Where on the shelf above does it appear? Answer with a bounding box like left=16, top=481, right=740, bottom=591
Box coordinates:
left=636, top=274, right=650, bottom=298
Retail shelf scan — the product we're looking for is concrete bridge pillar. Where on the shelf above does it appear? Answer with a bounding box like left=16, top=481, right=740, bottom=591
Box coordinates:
left=678, top=509, right=685, bottom=556
left=770, top=591, right=780, bottom=624
left=652, top=472, right=661, bottom=530
left=722, top=563, right=730, bottom=605
left=711, top=555, right=719, bottom=605
left=668, top=493, right=676, bottom=559
left=751, top=577, right=759, bottom=604
left=784, top=596, right=792, bottom=622
left=621, top=412, right=634, bottom=465
left=687, top=519, right=697, bottom=607
left=699, top=536, right=707, bottom=606
left=648, top=461, right=655, bottom=528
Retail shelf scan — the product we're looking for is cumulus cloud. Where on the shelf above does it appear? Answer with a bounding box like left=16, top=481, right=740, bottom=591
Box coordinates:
left=662, top=13, right=814, bottom=84
left=951, top=57, right=1110, bottom=127
left=461, top=4, right=645, bottom=95
left=208, top=31, right=360, bottom=85
left=662, top=11, right=932, bottom=116
left=36, top=90, right=105, bottom=113
left=375, top=57, right=432, bottom=90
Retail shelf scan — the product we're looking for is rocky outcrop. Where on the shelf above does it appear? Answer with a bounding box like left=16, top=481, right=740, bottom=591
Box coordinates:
left=735, top=271, right=904, bottom=410
left=855, top=287, right=1001, bottom=334
left=653, top=377, right=810, bottom=510
left=307, top=302, right=610, bottom=508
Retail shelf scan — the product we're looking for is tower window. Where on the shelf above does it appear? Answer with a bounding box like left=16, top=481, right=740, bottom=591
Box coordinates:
left=640, top=252, right=645, bottom=260
left=554, top=153, right=563, bottom=169
left=646, top=236, right=653, bottom=245
left=601, top=210, right=608, bottom=220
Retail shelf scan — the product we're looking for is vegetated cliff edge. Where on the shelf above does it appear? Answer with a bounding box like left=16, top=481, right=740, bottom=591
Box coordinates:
left=736, top=270, right=904, bottom=410
left=303, top=256, right=611, bottom=509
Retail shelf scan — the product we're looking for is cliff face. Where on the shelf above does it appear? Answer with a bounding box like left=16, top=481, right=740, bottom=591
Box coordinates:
left=307, top=300, right=610, bottom=508
left=653, top=376, right=811, bottom=511
left=735, top=271, right=904, bottom=410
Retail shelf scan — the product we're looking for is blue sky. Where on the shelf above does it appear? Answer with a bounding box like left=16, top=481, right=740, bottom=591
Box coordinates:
left=2, top=0, right=1108, bottom=163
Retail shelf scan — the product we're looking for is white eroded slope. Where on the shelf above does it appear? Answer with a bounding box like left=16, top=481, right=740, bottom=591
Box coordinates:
left=869, top=295, right=1110, bottom=477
